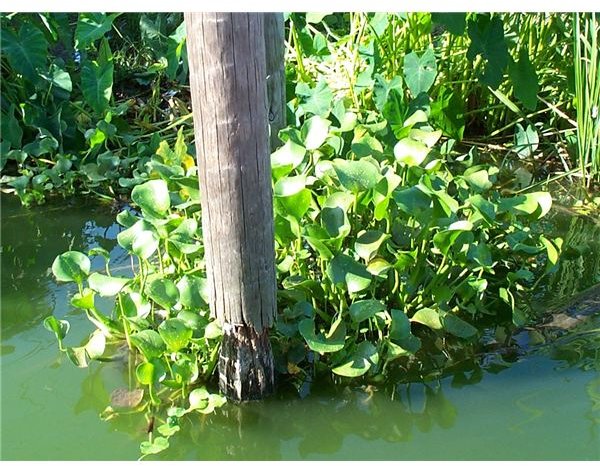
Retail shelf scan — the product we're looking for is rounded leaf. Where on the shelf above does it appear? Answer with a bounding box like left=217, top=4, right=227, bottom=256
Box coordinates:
left=326, top=254, right=372, bottom=293
left=117, top=220, right=159, bottom=259
left=52, top=251, right=90, bottom=283
left=298, top=318, right=346, bottom=353
left=131, top=330, right=166, bottom=360
left=158, top=318, right=193, bottom=352
left=393, top=138, right=431, bottom=167
left=332, top=341, right=379, bottom=377
left=349, top=299, right=386, bottom=323
left=333, top=159, right=380, bottom=192
left=88, top=272, right=130, bottom=297
left=146, top=278, right=179, bottom=310
left=132, top=179, right=171, bottom=218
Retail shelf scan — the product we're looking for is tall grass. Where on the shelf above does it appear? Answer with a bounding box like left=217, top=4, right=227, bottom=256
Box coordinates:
left=574, top=13, right=600, bottom=186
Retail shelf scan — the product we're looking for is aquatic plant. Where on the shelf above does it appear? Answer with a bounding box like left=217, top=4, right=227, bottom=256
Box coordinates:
left=45, top=106, right=560, bottom=456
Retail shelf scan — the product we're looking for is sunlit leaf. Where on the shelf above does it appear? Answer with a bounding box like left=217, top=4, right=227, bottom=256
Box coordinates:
left=333, top=159, right=380, bottom=192
left=403, top=48, right=437, bottom=97
left=88, top=272, right=130, bottom=297
left=327, top=254, right=372, bottom=293
left=301, top=116, right=331, bottom=150
left=158, top=318, right=192, bottom=352
left=131, top=179, right=171, bottom=218
left=298, top=318, right=346, bottom=353
left=52, top=251, right=90, bottom=283
left=411, top=307, right=442, bottom=330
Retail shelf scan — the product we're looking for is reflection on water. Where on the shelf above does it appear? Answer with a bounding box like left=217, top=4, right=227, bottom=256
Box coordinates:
left=543, top=211, right=600, bottom=303
left=0, top=194, right=125, bottom=339
left=0, top=196, right=599, bottom=460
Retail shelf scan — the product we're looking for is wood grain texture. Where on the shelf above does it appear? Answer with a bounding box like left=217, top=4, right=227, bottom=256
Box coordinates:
left=263, top=13, right=286, bottom=150
left=185, top=12, right=276, bottom=332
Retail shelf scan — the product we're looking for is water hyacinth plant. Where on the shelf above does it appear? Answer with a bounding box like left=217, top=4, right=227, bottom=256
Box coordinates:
left=45, top=107, right=560, bottom=455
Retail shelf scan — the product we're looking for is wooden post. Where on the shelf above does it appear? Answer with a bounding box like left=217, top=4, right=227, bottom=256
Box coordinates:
left=184, top=13, right=276, bottom=401
left=263, top=13, right=286, bottom=150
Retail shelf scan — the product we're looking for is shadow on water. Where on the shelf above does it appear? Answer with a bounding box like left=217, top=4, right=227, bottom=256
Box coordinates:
left=1, top=196, right=599, bottom=460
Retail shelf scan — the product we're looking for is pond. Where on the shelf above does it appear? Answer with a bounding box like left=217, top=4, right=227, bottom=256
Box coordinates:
left=1, top=194, right=599, bottom=460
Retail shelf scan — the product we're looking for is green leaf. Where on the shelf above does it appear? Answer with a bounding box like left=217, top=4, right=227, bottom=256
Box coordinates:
left=75, top=13, right=119, bottom=48
left=296, top=78, right=333, bottom=117
left=442, top=313, right=478, bottom=338
left=392, top=186, right=431, bottom=216
left=508, top=48, right=539, bottom=111
left=301, top=116, right=331, bottom=150
left=373, top=74, right=403, bottom=112
left=131, top=179, right=171, bottom=218
left=462, top=167, right=492, bottom=192
left=276, top=188, right=312, bottom=220
left=1, top=105, right=23, bottom=149
left=411, top=307, right=442, bottom=330
left=169, top=218, right=201, bottom=254
left=469, top=194, right=497, bottom=222
left=176, top=275, right=208, bottom=309
left=71, top=288, right=96, bottom=310
left=117, top=220, right=159, bottom=259
left=433, top=220, right=473, bottom=255
left=140, top=437, right=169, bottom=457
left=271, top=139, right=306, bottom=178
left=131, top=330, right=166, bottom=360
left=1, top=23, right=48, bottom=83
left=540, top=236, right=559, bottom=267
left=389, top=308, right=410, bottom=342
left=41, top=64, right=72, bottom=93
left=88, top=273, right=130, bottom=297
left=188, top=386, right=209, bottom=409
left=403, top=48, right=437, bottom=97
left=321, top=191, right=354, bottom=238
left=326, top=254, right=372, bottom=293
left=409, top=128, right=443, bottom=148
left=432, top=13, right=467, bottom=35
left=349, top=299, right=386, bottom=323
left=176, top=310, right=204, bottom=334
left=499, top=192, right=552, bottom=219
left=146, top=278, right=180, bottom=310
left=81, top=38, right=114, bottom=114
left=298, top=318, right=346, bottom=353
left=203, top=320, right=222, bottom=339
left=332, top=341, right=379, bottom=377
left=120, top=292, right=151, bottom=319
left=467, top=15, right=509, bottom=89
left=52, top=251, right=90, bottom=283
left=274, top=175, right=306, bottom=197
left=66, top=347, right=88, bottom=368
left=333, top=159, right=380, bottom=192
left=43, top=315, right=70, bottom=342
left=394, top=138, right=431, bottom=167
left=158, top=318, right=193, bottom=352
left=306, top=12, right=331, bottom=23
left=512, top=123, right=539, bottom=159
left=355, top=230, right=388, bottom=261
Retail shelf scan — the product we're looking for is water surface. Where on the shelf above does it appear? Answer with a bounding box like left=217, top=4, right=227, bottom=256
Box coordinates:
left=1, top=195, right=598, bottom=460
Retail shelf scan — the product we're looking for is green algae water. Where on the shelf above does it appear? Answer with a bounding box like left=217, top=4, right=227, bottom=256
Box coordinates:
left=1, top=194, right=599, bottom=460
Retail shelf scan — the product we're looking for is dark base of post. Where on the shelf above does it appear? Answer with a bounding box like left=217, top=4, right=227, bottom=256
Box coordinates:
left=218, top=324, right=274, bottom=402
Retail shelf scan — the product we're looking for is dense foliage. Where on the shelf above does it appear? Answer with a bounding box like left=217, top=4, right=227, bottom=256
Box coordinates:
left=3, top=11, right=597, bottom=458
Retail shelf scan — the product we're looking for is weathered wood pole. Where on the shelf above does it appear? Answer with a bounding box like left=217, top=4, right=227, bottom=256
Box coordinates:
left=263, top=13, right=286, bottom=150
left=184, top=13, right=277, bottom=401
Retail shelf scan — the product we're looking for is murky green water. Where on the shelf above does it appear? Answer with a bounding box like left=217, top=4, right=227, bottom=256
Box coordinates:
left=1, top=195, right=599, bottom=460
